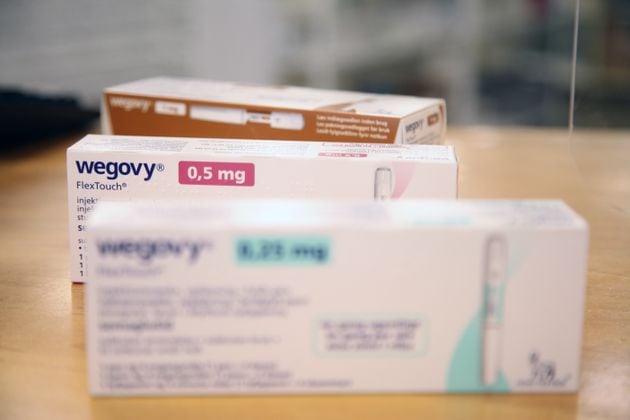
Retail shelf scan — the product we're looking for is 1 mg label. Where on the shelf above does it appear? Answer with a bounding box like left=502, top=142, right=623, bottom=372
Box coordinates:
left=235, top=236, right=330, bottom=266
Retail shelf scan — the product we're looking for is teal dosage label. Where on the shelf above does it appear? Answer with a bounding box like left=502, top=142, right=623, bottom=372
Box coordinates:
left=235, top=236, right=330, bottom=266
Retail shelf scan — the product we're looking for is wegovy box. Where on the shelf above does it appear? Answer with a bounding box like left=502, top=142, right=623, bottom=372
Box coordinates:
left=67, top=135, right=457, bottom=283
left=102, top=77, right=446, bottom=145
left=86, top=199, right=588, bottom=396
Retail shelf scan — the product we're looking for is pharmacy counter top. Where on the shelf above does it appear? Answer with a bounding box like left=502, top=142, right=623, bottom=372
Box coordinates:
left=1, top=127, right=628, bottom=419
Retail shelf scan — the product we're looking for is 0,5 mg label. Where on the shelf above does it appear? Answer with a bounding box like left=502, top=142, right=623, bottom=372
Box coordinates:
left=179, top=161, right=255, bottom=186
left=235, top=236, right=330, bottom=266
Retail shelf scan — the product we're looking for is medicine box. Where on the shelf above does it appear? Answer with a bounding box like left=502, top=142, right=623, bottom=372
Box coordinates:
left=67, top=135, right=458, bottom=282
left=102, top=77, right=446, bottom=144
left=86, top=199, right=588, bottom=395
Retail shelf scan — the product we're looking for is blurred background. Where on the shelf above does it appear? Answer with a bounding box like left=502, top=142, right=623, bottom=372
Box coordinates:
left=0, top=0, right=628, bottom=147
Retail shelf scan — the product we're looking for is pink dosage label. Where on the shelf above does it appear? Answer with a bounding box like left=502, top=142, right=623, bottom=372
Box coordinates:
left=179, top=161, right=255, bottom=186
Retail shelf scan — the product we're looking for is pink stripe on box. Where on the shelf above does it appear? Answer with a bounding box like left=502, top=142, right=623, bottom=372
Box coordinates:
left=318, top=152, right=368, bottom=158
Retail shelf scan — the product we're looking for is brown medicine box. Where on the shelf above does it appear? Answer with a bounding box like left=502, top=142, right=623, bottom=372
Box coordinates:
left=102, top=77, right=446, bottom=144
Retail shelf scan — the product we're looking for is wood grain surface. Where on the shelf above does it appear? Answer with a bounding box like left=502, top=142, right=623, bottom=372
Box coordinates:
left=0, top=127, right=628, bottom=419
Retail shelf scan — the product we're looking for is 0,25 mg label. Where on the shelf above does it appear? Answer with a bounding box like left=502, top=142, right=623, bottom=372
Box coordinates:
left=235, top=236, right=330, bottom=266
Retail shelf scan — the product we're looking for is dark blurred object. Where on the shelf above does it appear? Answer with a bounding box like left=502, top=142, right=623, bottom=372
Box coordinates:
left=0, top=88, right=98, bottom=153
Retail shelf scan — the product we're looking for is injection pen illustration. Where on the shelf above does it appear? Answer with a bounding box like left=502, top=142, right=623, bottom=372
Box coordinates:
left=481, top=234, right=508, bottom=386
left=374, top=167, right=393, bottom=201
left=189, top=105, right=305, bottom=130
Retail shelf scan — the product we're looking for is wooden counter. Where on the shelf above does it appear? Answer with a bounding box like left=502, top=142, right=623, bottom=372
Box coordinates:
left=1, top=127, right=628, bottom=419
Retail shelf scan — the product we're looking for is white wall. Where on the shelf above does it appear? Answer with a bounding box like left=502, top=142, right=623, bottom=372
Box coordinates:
left=0, top=0, right=283, bottom=106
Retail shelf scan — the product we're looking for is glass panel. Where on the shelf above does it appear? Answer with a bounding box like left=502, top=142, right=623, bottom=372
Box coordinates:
left=571, top=0, right=630, bottom=211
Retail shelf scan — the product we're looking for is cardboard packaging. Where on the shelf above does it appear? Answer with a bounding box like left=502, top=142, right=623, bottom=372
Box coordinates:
left=102, top=77, right=446, bottom=144
left=86, top=199, right=588, bottom=395
left=67, top=135, right=457, bottom=282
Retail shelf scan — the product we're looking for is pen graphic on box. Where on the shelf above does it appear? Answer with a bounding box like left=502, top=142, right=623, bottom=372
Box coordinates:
left=482, top=234, right=508, bottom=386
left=189, top=105, right=305, bottom=130
left=374, top=167, right=393, bottom=201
